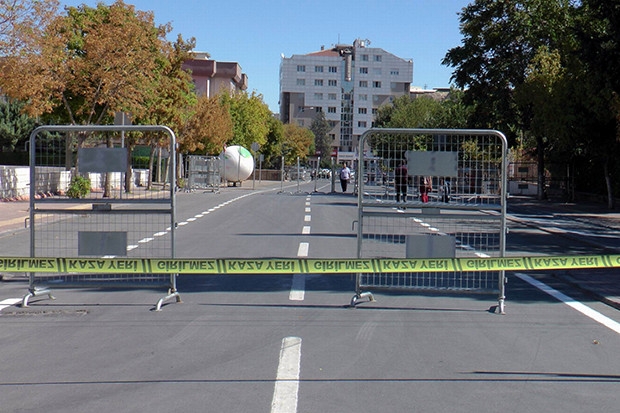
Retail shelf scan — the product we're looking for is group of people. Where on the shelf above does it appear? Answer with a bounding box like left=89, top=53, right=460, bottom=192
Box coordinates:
left=394, top=162, right=434, bottom=203
left=338, top=161, right=450, bottom=203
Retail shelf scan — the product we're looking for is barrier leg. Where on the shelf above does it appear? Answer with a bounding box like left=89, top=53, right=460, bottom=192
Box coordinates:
left=154, top=289, right=182, bottom=311
left=22, top=287, right=55, bottom=307
left=350, top=291, right=375, bottom=307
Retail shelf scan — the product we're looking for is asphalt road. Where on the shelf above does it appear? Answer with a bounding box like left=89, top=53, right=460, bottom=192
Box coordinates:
left=1, top=180, right=619, bottom=412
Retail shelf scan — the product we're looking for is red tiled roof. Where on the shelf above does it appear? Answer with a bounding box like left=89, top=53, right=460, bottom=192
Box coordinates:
left=307, top=49, right=340, bottom=57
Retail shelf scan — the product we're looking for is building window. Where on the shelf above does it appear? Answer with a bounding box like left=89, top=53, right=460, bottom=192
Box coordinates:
left=314, top=93, right=323, bottom=100
left=372, top=108, right=378, bottom=115
left=328, top=106, right=337, bottom=113
left=328, top=93, right=337, bottom=100
left=297, top=65, right=306, bottom=72
left=296, top=78, right=305, bottom=86
left=358, top=107, right=367, bottom=114
left=390, top=69, right=399, bottom=75
left=374, top=55, right=382, bottom=62
left=328, top=79, right=337, bottom=87
left=329, top=66, right=338, bottom=73
left=315, top=65, right=323, bottom=72
left=359, top=67, right=368, bottom=74
left=358, top=121, right=367, bottom=128
left=315, top=79, right=323, bottom=86
left=372, top=81, right=381, bottom=88
left=359, top=80, right=368, bottom=87
left=361, top=54, right=369, bottom=61
left=359, top=94, right=368, bottom=101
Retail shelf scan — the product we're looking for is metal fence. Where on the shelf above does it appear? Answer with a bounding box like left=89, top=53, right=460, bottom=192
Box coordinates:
left=185, top=155, right=221, bottom=192
left=354, top=128, right=508, bottom=313
left=25, top=125, right=179, bottom=310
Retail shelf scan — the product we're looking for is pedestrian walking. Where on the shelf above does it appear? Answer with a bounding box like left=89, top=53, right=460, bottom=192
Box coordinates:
left=340, top=162, right=351, bottom=192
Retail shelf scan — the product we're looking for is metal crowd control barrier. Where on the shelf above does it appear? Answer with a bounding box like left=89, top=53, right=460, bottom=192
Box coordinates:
left=185, top=155, right=221, bottom=192
left=354, top=128, right=508, bottom=313
left=24, top=125, right=180, bottom=311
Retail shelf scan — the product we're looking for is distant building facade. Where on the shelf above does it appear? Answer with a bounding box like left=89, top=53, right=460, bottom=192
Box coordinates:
left=279, top=39, right=413, bottom=162
left=409, top=86, right=450, bottom=101
left=183, top=52, right=248, bottom=97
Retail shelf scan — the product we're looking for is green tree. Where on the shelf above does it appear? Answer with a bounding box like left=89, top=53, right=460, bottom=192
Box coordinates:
left=0, top=1, right=166, bottom=124
left=375, top=95, right=442, bottom=129
left=220, top=91, right=272, bottom=150
left=282, top=123, right=314, bottom=164
left=134, top=33, right=197, bottom=190
left=180, top=94, right=233, bottom=155
left=261, top=116, right=284, bottom=169
left=374, top=92, right=470, bottom=130
left=434, top=89, right=472, bottom=129
left=442, top=0, right=577, bottom=200
left=572, top=0, right=620, bottom=208
left=309, top=111, right=332, bottom=166
left=0, top=98, right=37, bottom=152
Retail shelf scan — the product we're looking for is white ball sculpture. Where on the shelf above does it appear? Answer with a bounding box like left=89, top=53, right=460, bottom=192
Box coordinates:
left=220, top=145, right=254, bottom=182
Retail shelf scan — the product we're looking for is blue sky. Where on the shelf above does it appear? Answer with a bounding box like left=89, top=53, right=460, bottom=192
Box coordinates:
left=62, top=0, right=471, bottom=112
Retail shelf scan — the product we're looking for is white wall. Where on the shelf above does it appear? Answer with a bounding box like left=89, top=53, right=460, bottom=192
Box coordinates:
left=0, top=166, right=149, bottom=199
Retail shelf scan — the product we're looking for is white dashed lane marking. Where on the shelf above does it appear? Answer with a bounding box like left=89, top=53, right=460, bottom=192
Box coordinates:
left=271, top=337, right=302, bottom=413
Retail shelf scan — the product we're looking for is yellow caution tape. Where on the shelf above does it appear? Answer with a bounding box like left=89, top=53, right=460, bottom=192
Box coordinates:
left=0, top=255, right=618, bottom=274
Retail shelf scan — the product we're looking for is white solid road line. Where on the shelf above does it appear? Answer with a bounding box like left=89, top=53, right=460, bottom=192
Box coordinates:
left=515, top=272, right=620, bottom=335
left=271, top=336, right=302, bottom=413
left=0, top=298, right=22, bottom=311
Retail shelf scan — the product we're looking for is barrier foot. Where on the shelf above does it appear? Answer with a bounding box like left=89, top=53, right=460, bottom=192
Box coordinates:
left=155, top=289, right=182, bottom=311
left=22, top=288, right=55, bottom=307
left=497, top=298, right=506, bottom=315
left=350, top=291, right=375, bottom=307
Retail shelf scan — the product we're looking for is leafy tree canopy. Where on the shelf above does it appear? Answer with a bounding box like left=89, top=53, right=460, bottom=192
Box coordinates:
left=282, top=123, right=314, bottom=164
left=310, top=111, right=332, bottom=166
left=0, top=0, right=170, bottom=125
left=220, top=91, right=272, bottom=151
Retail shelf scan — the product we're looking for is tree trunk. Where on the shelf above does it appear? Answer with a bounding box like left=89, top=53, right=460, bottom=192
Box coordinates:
left=162, top=155, right=169, bottom=190
left=157, top=147, right=162, bottom=183
left=536, top=136, right=546, bottom=200
left=147, top=143, right=156, bottom=190
left=176, top=152, right=184, bottom=191
left=103, top=135, right=113, bottom=198
left=603, top=158, right=615, bottom=209
left=124, top=143, right=133, bottom=193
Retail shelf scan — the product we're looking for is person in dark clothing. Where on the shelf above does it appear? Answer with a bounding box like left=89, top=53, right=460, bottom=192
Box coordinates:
left=394, top=162, right=408, bottom=203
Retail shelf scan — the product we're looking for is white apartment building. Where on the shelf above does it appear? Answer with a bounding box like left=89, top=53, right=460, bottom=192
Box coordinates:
left=279, top=39, right=413, bottom=162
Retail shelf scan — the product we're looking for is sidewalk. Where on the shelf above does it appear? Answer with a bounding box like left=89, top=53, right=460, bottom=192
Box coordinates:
left=1, top=192, right=619, bottom=310
left=0, top=198, right=31, bottom=233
